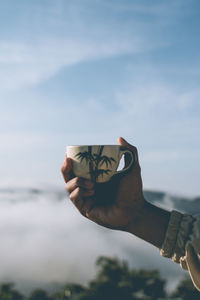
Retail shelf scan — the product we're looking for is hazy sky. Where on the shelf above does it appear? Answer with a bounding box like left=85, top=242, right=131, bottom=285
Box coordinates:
left=0, top=0, right=200, bottom=196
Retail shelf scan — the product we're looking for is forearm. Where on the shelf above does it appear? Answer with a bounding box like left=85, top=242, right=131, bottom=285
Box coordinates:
left=128, top=200, right=170, bottom=249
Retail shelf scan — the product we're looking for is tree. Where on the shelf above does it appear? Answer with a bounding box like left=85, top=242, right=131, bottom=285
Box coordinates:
left=51, top=284, right=85, bottom=300
left=29, top=289, right=53, bottom=300
left=0, top=283, right=24, bottom=300
left=0, top=257, right=178, bottom=300
left=171, top=276, right=200, bottom=300
left=74, top=256, right=167, bottom=300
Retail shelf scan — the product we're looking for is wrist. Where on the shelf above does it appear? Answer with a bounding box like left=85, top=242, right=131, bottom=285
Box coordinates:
left=127, top=199, right=170, bottom=249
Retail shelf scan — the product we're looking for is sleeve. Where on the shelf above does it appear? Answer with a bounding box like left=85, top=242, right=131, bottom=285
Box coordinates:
left=160, top=210, right=200, bottom=291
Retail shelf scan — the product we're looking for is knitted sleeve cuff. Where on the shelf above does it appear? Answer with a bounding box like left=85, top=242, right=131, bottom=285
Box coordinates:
left=171, top=214, right=195, bottom=263
left=160, top=210, right=195, bottom=264
left=160, top=210, right=183, bottom=258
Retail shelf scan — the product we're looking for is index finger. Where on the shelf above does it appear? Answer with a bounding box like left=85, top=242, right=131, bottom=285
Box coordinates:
left=61, top=157, right=74, bottom=183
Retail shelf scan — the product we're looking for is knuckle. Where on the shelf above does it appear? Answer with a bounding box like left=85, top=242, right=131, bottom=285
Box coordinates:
left=69, top=193, right=74, bottom=201
left=76, top=186, right=81, bottom=194
left=61, top=164, right=65, bottom=174
left=69, top=189, right=80, bottom=202
left=65, top=185, right=69, bottom=193
left=74, top=177, right=82, bottom=187
left=65, top=183, right=72, bottom=193
left=80, top=209, right=86, bottom=217
left=69, top=188, right=80, bottom=201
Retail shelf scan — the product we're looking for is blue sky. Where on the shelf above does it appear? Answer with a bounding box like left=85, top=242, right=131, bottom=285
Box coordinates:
left=0, top=0, right=200, bottom=196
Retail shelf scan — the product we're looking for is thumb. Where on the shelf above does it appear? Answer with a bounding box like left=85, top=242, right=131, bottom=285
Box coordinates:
left=118, top=137, right=139, bottom=166
left=61, top=157, right=73, bottom=183
left=118, top=136, right=137, bottom=153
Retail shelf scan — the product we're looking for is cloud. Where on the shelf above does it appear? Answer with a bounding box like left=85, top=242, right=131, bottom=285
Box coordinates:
left=0, top=0, right=187, bottom=90
left=0, top=39, right=132, bottom=90
left=0, top=190, right=184, bottom=293
left=117, top=83, right=200, bottom=116
left=115, top=80, right=200, bottom=135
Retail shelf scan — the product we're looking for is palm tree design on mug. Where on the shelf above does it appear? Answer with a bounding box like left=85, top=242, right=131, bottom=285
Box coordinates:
left=75, top=146, right=116, bottom=182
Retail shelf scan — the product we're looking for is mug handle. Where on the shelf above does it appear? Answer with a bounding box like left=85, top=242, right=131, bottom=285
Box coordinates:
left=114, top=148, right=136, bottom=175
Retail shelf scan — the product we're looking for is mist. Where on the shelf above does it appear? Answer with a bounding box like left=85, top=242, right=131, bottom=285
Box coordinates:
left=0, top=189, right=186, bottom=293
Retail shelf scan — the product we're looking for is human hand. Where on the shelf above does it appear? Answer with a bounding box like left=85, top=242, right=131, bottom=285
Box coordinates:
left=61, top=137, right=146, bottom=233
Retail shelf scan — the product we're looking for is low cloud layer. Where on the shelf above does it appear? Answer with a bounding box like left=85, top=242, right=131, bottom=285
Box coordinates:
left=0, top=190, right=185, bottom=293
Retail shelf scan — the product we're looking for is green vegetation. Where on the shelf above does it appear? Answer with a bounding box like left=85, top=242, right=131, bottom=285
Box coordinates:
left=0, top=256, right=199, bottom=300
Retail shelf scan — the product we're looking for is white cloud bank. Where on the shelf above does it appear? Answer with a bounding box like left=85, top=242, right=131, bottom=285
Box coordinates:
left=0, top=190, right=184, bottom=293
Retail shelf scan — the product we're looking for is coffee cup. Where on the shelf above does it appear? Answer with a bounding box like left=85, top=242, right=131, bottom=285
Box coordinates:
left=66, top=145, right=136, bottom=183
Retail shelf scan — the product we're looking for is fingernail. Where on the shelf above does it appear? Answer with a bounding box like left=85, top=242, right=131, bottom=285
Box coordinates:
left=121, top=137, right=127, bottom=143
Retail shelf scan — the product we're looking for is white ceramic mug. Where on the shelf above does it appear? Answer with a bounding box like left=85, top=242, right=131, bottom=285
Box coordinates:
left=66, top=145, right=136, bottom=183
